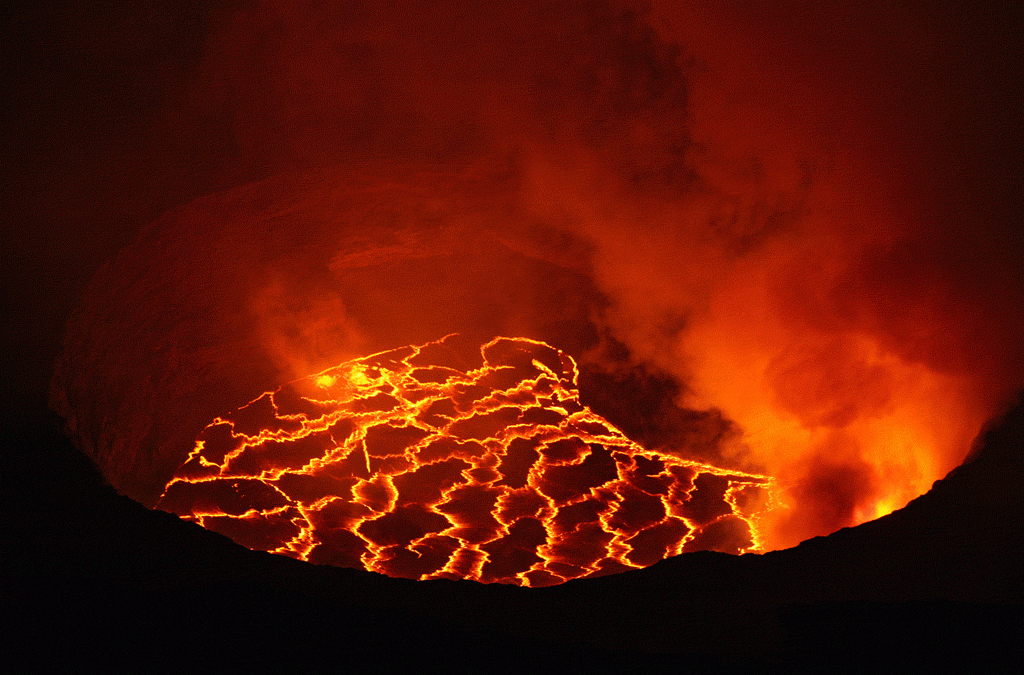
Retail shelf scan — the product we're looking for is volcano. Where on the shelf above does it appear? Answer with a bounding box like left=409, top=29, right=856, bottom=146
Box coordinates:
left=5, top=0, right=1022, bottom=668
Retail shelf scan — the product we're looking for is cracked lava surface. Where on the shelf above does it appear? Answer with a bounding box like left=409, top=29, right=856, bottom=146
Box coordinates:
left=157, top=335, right=779, bottom=586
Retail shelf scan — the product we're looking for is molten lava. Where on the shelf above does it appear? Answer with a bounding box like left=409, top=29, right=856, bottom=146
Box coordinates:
left=158, top=335, right=779, bottom=586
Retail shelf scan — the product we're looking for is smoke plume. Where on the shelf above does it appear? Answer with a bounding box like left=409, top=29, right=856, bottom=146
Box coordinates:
left=52, top=1, right=1023, bottom=550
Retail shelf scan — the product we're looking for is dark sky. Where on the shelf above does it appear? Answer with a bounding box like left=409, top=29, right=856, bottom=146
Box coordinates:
left=4, top=1, right=1021, bottom=550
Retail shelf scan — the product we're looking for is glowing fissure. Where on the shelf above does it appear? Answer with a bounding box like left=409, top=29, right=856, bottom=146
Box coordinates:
left=158, top=335, right=780, bottom=586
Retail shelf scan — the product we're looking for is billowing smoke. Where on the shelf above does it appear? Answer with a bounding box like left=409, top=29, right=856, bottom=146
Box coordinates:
left=52, top=1, right=1023, bottom=551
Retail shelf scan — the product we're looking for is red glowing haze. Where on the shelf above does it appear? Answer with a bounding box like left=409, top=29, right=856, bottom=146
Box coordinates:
left=48, top=1, right=1023, bottom=560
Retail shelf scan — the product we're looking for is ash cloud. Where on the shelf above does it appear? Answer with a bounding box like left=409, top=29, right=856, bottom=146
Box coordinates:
left=51, top=1, right=1023, bottom=548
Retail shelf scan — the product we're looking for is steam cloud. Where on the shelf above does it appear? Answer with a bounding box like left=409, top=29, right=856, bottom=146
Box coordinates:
left=52, top=1, right=1023, bottom=550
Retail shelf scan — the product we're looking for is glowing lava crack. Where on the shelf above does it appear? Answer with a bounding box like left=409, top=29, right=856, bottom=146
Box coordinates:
left=158, top=336, right=780, bottom=586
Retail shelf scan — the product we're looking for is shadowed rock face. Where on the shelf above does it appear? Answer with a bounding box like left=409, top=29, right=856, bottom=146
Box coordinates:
left=6, top=392, right=1020, bottom=667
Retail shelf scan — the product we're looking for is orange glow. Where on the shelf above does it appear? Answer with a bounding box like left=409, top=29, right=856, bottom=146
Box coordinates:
left=43, top=1, right=1023, bottom=579
left=661, top=229, right=995, bottom=550
left=157, top=335, right=780, bottom=586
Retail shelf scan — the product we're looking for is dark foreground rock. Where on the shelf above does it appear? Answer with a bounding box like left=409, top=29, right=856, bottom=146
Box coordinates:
left=4, top=397, right=1021, bottom=669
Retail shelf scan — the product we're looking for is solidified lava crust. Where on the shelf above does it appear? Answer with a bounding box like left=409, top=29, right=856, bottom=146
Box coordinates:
left=157, top=335, right=778, bottom=586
